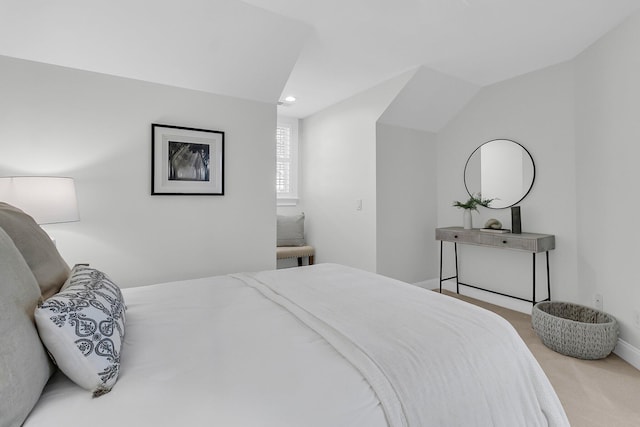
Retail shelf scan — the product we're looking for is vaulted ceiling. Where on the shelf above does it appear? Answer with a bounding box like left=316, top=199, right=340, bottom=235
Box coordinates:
left=1, top=0, right=639, bottom=132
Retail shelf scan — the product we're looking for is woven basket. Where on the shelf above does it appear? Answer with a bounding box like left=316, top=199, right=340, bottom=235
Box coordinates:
left=532, top=301, right=619, bottom=360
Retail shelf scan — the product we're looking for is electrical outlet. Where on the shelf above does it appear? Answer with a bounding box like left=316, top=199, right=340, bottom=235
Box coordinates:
left=593, top=293, right=603, bottom=311
left=634, top=310, right=640, bottom=329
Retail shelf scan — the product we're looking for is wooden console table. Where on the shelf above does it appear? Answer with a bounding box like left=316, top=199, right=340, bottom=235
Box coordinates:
left=436, top=227, right=555, bottom=305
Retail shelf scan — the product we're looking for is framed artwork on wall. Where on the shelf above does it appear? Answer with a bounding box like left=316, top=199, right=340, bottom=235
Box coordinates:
left=151, top=123, right=224, bottom=195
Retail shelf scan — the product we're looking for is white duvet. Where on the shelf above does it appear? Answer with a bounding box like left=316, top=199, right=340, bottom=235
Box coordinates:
left=24, top=264, right=568, bottom=427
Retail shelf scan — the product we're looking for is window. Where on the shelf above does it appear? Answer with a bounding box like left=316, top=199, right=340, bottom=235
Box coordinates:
left=276, top=116, right=299, bottom=205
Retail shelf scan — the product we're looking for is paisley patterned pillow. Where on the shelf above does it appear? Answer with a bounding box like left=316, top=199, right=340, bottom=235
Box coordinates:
left=35, top=265, right=126, bottom=397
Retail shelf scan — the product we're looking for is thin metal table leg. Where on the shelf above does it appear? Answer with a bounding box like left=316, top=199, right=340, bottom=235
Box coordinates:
left=439, top=241, right=443, bottom=293
left=546, top=251, right=551, bottom=301
left=454, top=243, right=459, bottom=294
left=532, top=253, right=536, bottom=305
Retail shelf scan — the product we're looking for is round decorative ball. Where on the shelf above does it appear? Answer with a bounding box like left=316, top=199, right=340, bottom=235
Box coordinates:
left=484, top=218, right=502, bottom=229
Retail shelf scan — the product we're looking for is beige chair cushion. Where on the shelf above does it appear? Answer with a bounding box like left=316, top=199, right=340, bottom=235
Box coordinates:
left=0, top=202, right=70, bottom=299
left=276, top=245, right=315, bottom=260
left=0, top=227, right=55, bottom=427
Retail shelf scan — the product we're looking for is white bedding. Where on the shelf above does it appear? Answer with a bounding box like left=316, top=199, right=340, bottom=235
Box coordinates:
left=24, top=264, right=568, bottom=427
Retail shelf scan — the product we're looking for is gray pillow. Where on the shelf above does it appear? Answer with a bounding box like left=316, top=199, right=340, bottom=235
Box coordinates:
left=277, top=213, right=305, bottom=247
left=0, top=202, right=71, bottom=299
left=0, top=227, right=55, bottom=427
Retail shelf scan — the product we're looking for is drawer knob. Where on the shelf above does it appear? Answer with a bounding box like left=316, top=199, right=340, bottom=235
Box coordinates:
left=454, top=235, right=458, bottom=239
left=502, top=240, right=508, bottom=244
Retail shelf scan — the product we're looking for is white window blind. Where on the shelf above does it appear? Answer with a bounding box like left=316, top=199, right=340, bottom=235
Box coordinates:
left=276, top=126, right=291, bottom=193
left=276, top=117, right=298, bottom=203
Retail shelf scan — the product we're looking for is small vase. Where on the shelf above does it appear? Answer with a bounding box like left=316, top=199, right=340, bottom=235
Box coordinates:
left=463, top=210, right=472, bottom=230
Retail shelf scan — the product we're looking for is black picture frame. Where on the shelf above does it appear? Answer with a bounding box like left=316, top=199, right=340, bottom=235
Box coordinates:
left=151, top=123, right=224, bottom=195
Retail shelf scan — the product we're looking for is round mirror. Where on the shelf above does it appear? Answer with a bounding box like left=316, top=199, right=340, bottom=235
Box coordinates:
left=464, top=139, right=535, bottom=209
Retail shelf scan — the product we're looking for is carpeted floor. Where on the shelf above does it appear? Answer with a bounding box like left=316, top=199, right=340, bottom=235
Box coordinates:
left=440, top=290, right=640, bottom=427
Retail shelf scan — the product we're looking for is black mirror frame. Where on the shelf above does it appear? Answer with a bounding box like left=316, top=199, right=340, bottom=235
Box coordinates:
left=463, top=139, right=536, bottom=209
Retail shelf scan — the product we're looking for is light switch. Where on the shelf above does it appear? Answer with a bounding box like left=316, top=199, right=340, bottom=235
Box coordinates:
left=356, top=199, right=362, bottom=211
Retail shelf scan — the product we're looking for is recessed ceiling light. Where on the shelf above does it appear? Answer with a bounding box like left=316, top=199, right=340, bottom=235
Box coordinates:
left=284, top=95, right=297, bottom=103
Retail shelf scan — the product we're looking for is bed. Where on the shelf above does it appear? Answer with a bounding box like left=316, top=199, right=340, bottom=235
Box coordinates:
left=0, top=203, right=569, bottom=427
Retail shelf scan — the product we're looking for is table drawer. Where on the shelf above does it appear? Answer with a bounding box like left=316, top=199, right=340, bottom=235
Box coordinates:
left=490, top=235, right=537, bottom=251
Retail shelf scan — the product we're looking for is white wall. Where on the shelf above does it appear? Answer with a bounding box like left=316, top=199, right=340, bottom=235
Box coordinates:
left=0, top=55, right=276, bottom=287
left=574, top=12, right=640, bottom=350
left=436, top=62, right=578, bottom=311
left=376, top=123, right=437, bottom=283
left=300, top=72, right=412, bottom=272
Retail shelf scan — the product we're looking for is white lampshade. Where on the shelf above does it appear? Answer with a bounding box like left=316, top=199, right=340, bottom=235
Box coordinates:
left=0, top=176, right=80, bottom=225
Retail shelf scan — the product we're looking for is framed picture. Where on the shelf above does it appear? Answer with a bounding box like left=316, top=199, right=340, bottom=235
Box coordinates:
left=151, top=123, right=224, bottom=195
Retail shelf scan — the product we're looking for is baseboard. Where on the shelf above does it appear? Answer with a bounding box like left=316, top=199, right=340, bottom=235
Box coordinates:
left=412, top=278, right=440, bottom=289
left=614, top=339, right=640, bottom=370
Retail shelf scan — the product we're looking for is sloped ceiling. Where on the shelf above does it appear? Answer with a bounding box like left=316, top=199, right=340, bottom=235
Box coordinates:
left=0, top=0, right=311, bottom=103
left=378, top=67, right=480, bottom=133
left=1, top=0, right=639, bottom=132
left=250, top=0, right=640, bottom=125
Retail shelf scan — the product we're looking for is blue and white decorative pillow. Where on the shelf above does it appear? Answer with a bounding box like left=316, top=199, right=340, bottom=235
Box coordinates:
left=35, top=265, right=126, bottom=397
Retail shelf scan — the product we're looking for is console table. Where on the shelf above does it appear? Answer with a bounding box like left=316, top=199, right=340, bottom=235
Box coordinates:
left=436, top=227, right=555, bottom=305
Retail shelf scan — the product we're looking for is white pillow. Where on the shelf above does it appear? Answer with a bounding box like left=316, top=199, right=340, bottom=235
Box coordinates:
left=35, top=265, right=126, bottom=397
